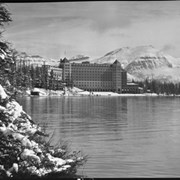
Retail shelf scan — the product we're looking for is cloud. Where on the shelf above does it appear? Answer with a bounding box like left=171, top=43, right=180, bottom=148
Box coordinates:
left=13, top=40, right=75, bottom=59
left=8, top=2, right=174, bottom=36
left=4, top=1, right=180, bottom=59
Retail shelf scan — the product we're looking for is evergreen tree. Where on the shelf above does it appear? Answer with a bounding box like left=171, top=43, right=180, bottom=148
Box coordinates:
left=41, top=65, right=48, bottom=89
left=136, top=80, right=180, bottom=95
left=0, top=4, right=13, bottom=86
left=35, top=66, right=41, bottom=88
left=30, top=65, right=36, bottom=88
left=49, top=69, right=54, bottom=90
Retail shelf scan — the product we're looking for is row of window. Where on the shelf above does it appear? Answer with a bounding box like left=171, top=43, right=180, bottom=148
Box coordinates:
left=77, top=85, right=113, bottom=89
left=74, top=81, right=112, bottom=85
left=74, top=83, right=113, bottom=88
left=72, top=71, right=112, bottom=74
left=72, top=67, right=112, bottom=71
left=72, top=64, right=110, bottom=68
left=73, top=74, right=112, bottom=77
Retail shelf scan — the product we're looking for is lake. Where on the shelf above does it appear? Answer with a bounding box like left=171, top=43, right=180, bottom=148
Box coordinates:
left=17, top=96, right=180, bottom=178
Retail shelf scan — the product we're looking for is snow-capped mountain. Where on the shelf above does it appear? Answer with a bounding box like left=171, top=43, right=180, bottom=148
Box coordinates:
left=13, top=46, right=180, bottom=83
left=91, top=45, right=180, bottom=82
left=92, top=45, right=176, bottom=67
left=69, top=54, right=90, bottom=63
left=15, top=51, right=60, bottom=66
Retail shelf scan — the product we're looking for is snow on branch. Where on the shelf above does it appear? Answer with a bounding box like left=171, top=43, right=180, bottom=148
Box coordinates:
left=0, top=84, right=87, bottom=178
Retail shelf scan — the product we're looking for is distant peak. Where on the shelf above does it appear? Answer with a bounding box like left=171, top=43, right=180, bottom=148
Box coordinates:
left=104, top=46, right=156, bottom=57
left=31, top=55, right=42, bottom=58
left=70, top=54, right=89, bottom=60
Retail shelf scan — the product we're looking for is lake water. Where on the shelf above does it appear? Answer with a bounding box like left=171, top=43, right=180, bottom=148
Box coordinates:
left=17, top=96, right=180, bottom=178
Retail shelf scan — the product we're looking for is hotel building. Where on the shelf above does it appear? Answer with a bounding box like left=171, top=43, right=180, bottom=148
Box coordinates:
left=59, top=58, right=140, bottom=93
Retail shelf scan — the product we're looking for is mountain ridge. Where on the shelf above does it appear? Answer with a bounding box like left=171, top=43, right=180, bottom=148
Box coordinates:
left=15, top=51, right=60, bottom=66
left=90, top=45, right=179, bottom=82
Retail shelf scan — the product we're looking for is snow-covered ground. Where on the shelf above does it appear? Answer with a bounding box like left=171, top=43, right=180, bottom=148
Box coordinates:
left=79, top=91, right=158, bottom=97
left=30, top=88, right=64, bottom=96
left=30, top=87, right=158, bottom=97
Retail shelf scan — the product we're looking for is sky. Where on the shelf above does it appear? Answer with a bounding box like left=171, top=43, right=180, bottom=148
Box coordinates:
left=3, top=1, right=180, bottom=60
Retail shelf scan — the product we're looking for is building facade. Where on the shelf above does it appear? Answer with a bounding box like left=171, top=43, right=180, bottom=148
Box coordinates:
left=48, top=66, right=62, bottom=81
left=59, top=58, right=129, bottom=93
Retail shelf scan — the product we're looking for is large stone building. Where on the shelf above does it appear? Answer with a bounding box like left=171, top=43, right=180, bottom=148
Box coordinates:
left=59, top=58, right=135, bottom=93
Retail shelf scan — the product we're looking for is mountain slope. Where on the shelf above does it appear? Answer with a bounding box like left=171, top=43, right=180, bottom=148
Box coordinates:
left=92, top=45, right=175, bottom=67
left=69, top=54, right=90, bottom=63
left=125, top=54, right=172, bottom=74
left=15, top=51, right=59, bottom=66
left=91, top=45, right=180, bottom=82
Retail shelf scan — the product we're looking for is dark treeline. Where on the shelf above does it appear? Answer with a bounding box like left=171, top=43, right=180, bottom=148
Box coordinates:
left=7, top=61, right=63, bottom=91
left=136, top=79, right=180, bottom=95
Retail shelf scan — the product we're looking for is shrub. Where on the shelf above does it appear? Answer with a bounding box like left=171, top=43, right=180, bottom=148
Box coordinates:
left=0, top=84, right=87, bottom=178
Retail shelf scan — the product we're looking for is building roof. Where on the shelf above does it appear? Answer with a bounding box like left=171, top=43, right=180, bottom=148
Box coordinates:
left=113, top=59, right=120, bottom=64
left=113, top=59, right=121, bottom=65
left=61, top=57, right=69, bottom=63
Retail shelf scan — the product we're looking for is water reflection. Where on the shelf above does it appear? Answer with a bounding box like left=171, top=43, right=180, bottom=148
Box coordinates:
left=18, top=96, right=180, bottom=177
left=19, top=96, right=128, bottom=141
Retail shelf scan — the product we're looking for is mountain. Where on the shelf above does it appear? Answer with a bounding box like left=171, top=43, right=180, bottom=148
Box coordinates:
left=69, top=54, right=90, bottom=63
left=15, top=51, right=59, bottom=66
left=13, top=46, right=180, bottom=83
left=91, top=45, right=180, bottom=82
left=92, top=45, right=176, bottom=67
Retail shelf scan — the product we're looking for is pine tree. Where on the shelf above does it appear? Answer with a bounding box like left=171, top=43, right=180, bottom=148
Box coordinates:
left=49, top=69, right=54, bottom=90
left=0, top=3, right=13, bottom=86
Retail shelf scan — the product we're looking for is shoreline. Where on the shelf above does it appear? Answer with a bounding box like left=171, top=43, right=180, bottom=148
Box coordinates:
left=21, top=87, right=180, bottom=98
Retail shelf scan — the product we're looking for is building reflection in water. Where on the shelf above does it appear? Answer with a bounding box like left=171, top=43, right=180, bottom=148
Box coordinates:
left=57, top=97, right=128, bottom=145
left=19, top=96, right=128, bottom=145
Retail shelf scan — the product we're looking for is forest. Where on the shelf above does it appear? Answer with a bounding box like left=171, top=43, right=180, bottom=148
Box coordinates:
left=137, top=79, right=180, bottom=95
left=3, top=60, right=63, bottom=92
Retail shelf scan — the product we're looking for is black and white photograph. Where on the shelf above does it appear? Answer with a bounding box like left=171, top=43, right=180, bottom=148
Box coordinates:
left=0, top=0, right=180, bottom=178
